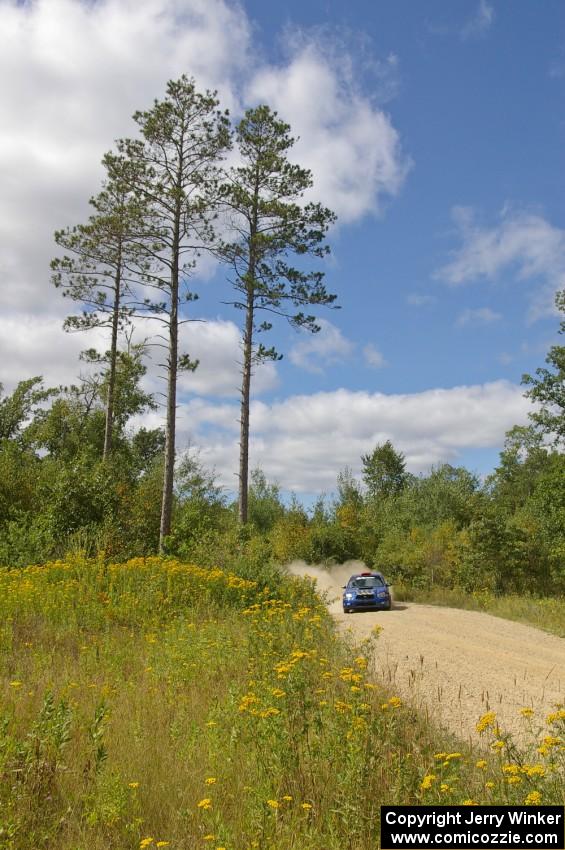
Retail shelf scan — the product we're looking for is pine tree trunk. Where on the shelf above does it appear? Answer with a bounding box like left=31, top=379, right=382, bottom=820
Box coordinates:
left=159, top=203, right=181, bottom=552
left=103, top=249, right=122, bottom=460
left=238, top=175, right=259, bottom=525
left=238, top=288, right=254, bottom=524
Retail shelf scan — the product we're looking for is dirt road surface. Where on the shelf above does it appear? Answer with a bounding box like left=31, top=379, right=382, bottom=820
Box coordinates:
left=327, top=591, right=565, bottom=744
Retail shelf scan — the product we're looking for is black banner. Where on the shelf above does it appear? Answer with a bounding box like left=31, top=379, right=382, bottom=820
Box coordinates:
left=381, top=806, right=564, bottom=849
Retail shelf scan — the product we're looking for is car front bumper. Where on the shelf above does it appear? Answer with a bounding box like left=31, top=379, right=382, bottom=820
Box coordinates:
left=343, top=596, right=391, bottom=611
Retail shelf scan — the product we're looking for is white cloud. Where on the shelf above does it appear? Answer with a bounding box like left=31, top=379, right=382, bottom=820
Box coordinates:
left=363, top=343, right=386, bottom=368
left=0, top=0, right=408, bottom=320
left=461, top=0, right=495, bottom=39
left=288, top=319, right=354, bottom=373
left=246, top=34, right=410, bottom=223
left=175, top=381, right=531, bottom=492
left=0, top=314, right=278, bottom=399
left=437, top=207, right=565, bottom=321
left=0, top=313, right=109, bottom=390
left=406, top=293, right=436, bottom=307
left=456, top=307, right=502, bottom=327
left=0, top=0, right=253, bottom=314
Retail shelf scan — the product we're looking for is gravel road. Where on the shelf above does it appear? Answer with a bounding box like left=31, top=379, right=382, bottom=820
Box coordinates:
left=327, top=592, right=565, bottom=744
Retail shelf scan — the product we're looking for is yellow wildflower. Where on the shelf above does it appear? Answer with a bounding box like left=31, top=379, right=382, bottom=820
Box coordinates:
left=129, top=781, right=140, bottom=789
left=485, top=782, right=494, bottom=789
left=203, top=836, right=215, bottom=842
left=140, top=839, right=154, bottom=849
left=282, top=795, right=293, bottom=801
left=420, top=774, right=435, bottom=791
left=388, top=696, right=402, bottom=708
left=523, top=764, right=545, bottom=778
left=476, top=711, right=496, bottom=733
left=266, top=800, right=279, bottom=809
left=301, top=802, right=313, bottom=810
left=440, top=784, right=450, bottom=792
left=525, top=791, right=542, bottom=806
left=491, top=740, right=504, bottom=750
left=546, top=709, right=565, bottom=724
left=502, top=764, right=520, bottom=775
left=507, top=776, right=522, bottom=785
left=156, top=844, right=170, bottom=848
left=475, top=760, right=487, bottom=769
left=463, top=800, right=478, bottom=806
left=197, top=798, right=212, bottom=810
left=520, top=707, right=534, bottom=718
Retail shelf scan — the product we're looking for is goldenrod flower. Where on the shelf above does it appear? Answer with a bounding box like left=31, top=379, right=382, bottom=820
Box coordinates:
left=523, top=764, right=545, bottom=778
left=476, top=711, right=496, bottom=733
left=420, top=774, right=435, bottom=791
left=502, top=764, right=520, bottom=775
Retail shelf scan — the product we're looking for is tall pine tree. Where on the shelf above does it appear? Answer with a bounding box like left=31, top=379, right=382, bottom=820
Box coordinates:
left=218, top=105, right=336, bottom=523
left=117, top=76, right=230, bottom=550
left=51, top=153, right=147, bottom=458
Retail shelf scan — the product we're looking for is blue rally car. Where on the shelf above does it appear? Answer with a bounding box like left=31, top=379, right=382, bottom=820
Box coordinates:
left=342, top=571, right=391, bottom=613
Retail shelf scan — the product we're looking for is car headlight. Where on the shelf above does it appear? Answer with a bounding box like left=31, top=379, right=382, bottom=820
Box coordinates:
left=377, top=591, right=387, bottom=598
left=344, top=592, right=354, bottom=600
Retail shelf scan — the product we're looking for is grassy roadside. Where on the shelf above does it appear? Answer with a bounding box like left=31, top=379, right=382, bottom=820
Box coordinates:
left=391, top=585, right=565, bottom=638
left=0, top=557, right=563, bottom=850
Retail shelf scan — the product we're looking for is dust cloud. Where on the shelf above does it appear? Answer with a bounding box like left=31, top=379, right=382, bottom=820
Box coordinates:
left=284, top=559, right=370, bottom=603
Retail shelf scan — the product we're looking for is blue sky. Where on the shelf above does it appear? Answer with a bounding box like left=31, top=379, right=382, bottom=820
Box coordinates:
left=0, top=0, right=563, bottom=495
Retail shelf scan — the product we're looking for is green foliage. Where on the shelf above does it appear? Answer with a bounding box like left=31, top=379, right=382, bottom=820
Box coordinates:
left=362, top=440, right=408, bottom=499
left=247, top=468, right=285, bottom=533
left=0, top=378, right=56, bottom=442
left=522, top=289, right=565, bottom=446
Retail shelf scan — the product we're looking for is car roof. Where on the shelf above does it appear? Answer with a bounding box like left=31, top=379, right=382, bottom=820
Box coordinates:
left=349, top=571, right=385, bottom=579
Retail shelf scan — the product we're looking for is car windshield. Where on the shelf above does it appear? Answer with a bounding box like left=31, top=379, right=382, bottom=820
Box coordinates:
left=350, top=576, right=384, bottom=589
